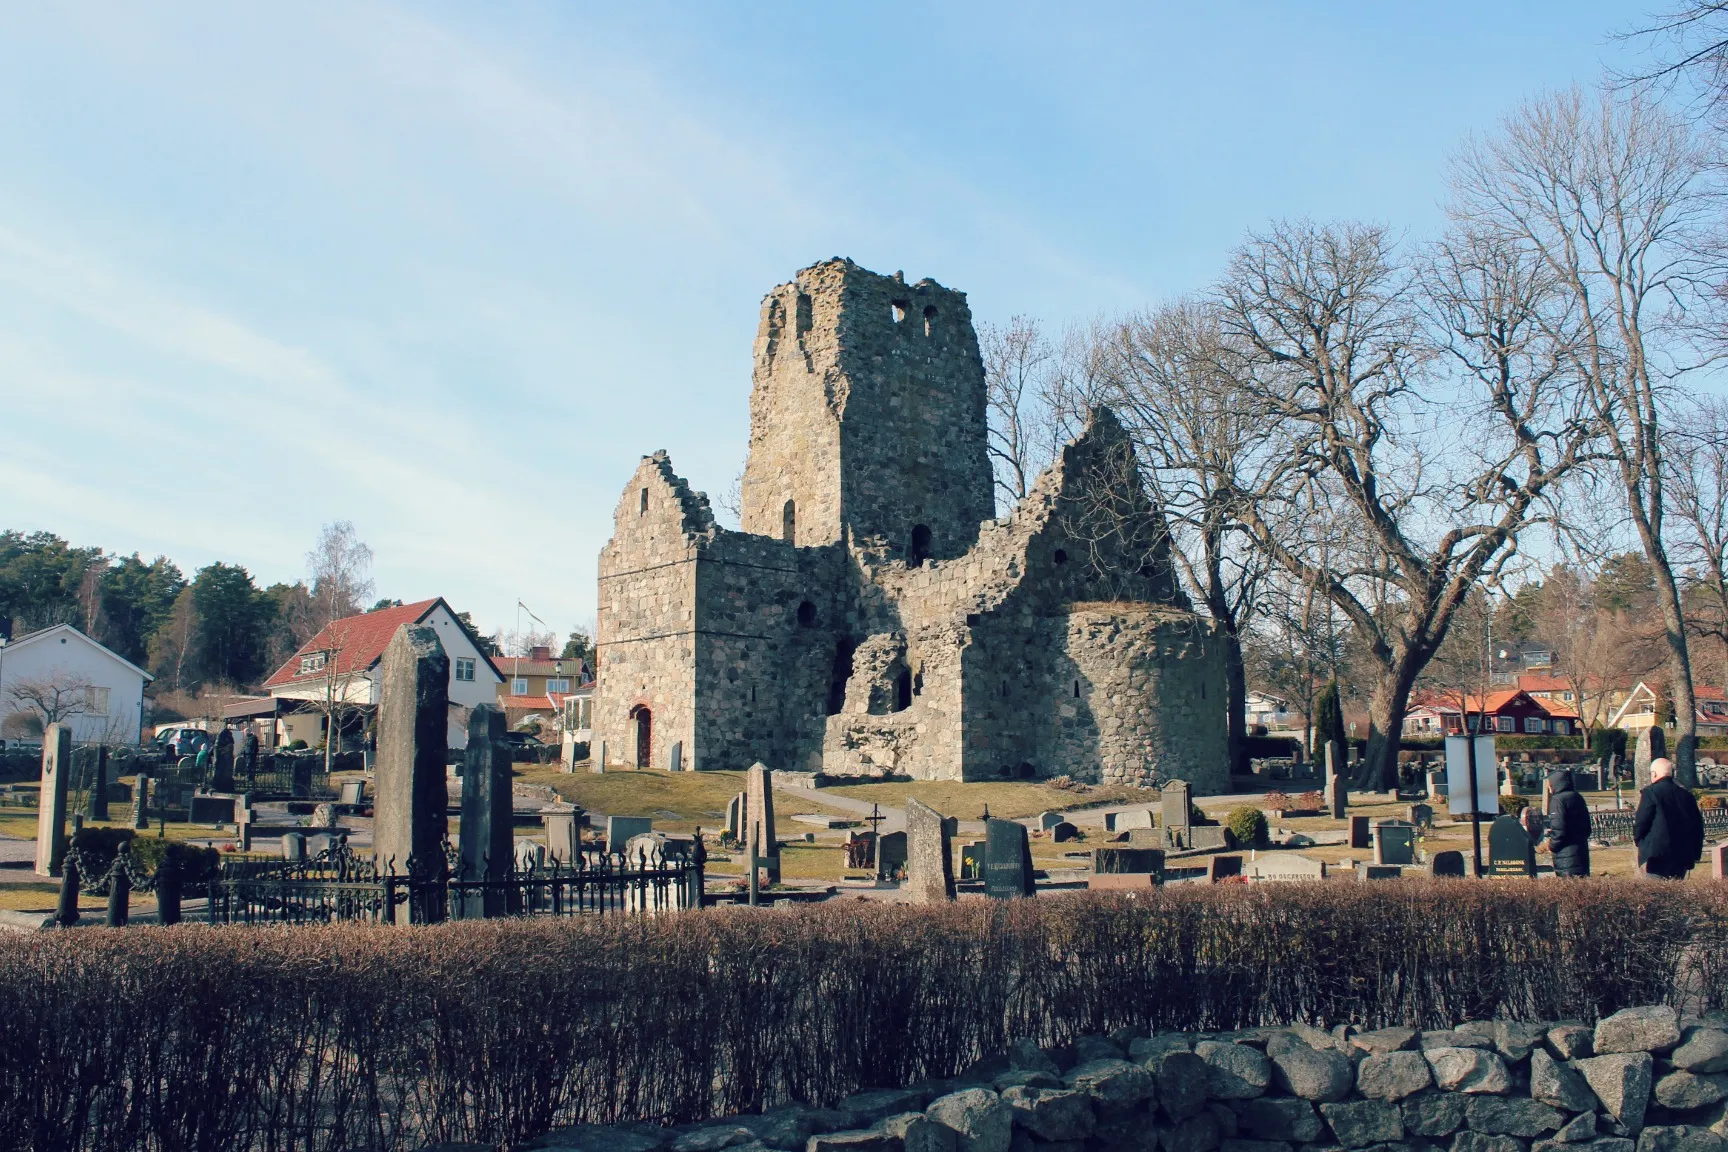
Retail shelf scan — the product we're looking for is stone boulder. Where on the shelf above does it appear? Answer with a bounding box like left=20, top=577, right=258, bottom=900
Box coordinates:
left=1196, top=1043, right=1273, bottom=1100
left=1268, top=1042, right=1354, bottom=1102
left=1000, top=1087, right=1096, bottom=1143
left=1595, top=1008, right=1682, bottom=1056
left=926, top=1089, right=1013, bottom=1152
left=1357, top=1052, right=1434, bottom=1102
left=876, top=1113, right=958, bottom=1152
left=671, top=1128, right=757, bottom=1152
left=1352, top=1028, right=1421, bottom=1056
left=1231, top=1097, right=1322, bottom=1144
left=1008, top=1039, right=1061, bottom=1076
left=1158, top=1052, right=1213, bottom=1121
left=1426, top=1048, right=1515, bottom=1095
left=1636, top=1128, right=1728, bottom=1152
left=1064, top=1059, right=1155, bottom=1116
left=1674, top=1032, right=1728, bottom=1076
left=1317, top=1100, right=1403, bottom=1149
left=1494, top=1022, right=1551, bottom=1063
left=1453, top=1134, right=1528, bottom=1152
left=1552, top=1113, right=1600, bottom=1144
left=1549, top=1026, right=1595, bottom=1061
left=1532, top=1049, right=1598, bottom=1113
left=1654, top=1072, right=1728, bottom=1111
left=1160, top=1111, right=1222, bottom=1152
left=1402, top=1092, right=1467, bottom=1138
left=1464, top=1097, right=1565, bottom=1138
left=1575, top=1053, right=1655, bottom=1132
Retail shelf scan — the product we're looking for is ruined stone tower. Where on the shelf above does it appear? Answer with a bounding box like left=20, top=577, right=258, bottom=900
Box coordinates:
left=594, top=258, right=1227, bottom=790
left=740, top=262, right=995, bottom=562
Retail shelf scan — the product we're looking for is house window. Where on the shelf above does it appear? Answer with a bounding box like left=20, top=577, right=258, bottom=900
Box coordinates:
left=512, top=678, right=529, bottom=695
left=1553, top=720, right=1570, bottom=735
left=1496, top=716, right=1515, bottom=733
left=86, top=687, right=110, bottom=713
left=299, top=652, right=327, bottom=675
left=454, top=658, right=475, bottom=682
left=547, top=678, right=571, bottom=694
left=1524, top=717, right=1545, bottom=734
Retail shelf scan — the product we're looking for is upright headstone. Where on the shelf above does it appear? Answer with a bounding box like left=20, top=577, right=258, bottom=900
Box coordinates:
left=1426, top=769, right=1447, bottom=799
left=877, top=830, right=908, bottom=881
left=35, top=724, right=71, bottom=877
left=1406, top=803, right=1434, bottom=829
left=1486, top=814, right=1536, bottom=877
left=542, top=804, right=581, bottom=864
left=339, top=778, right=366, bottom=805
left=1051, top=821, right=1079, bottom=842
left=904, top=797, right=954, bottom=903
left=236, top=802, right=254, bottom=852
left=606, top=815, right=653, bottom=854
left=1350, top=815, right=1372, bottom=850
left=282, top=831, right=307, bottom=862
left=984, top=818, right=1035, bottom=898
left=1372, top=821, right=1415, bottom=866
left=668, top=740, right=683, bottom=772
left=1161, top=781, right=1192, bottom=831
left=1038, top=810, right=1064, bottom=832
left=211, top=727, right=235, bottom=792
left=744, top=762, right=779, bottom=885
left=1429, top=849, right=1467, bottom=878
left=290, top=759, right=313, bottom=799
left=132, top=772, right=151, bottom=829
left=458, top=705, right=513, bottom=917
left=592, top=739, right=607, bottom=774
left=1714, top=842, right=1728, bottom=882
left=1634, top=727, right=1666, bottom=791
left=373, top=624, right=451, bottom=925
left=1116, top=809, right=1154, bottom=832
left=1246, top=852, right=1325, bottom=881
left=1092, top=846, right=1164, bottom=875
left=726, top=792, right=744, bottom=841
left=87, top=745, right=109, bottom=822
left=1208, top=855, right=1244, bottom=882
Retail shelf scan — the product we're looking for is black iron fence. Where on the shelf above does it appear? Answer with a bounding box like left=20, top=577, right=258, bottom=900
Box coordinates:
left=1589, top=808, right=1728, bottom=843
left=202, top=841, right=704, bottom=925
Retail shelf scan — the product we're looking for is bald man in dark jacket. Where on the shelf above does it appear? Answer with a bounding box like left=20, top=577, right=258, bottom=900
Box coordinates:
left=1636, top=758, right=1705, bottom=879
left=1544, top=769, right=1592, bottom=877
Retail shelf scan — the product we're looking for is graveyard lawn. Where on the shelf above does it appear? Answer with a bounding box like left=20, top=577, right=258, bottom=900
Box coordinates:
left=515, top=767, right=855, bottom=834
left=824, top=779, right=1151, bottom=820
left=0, top=880, right=154, bottom=913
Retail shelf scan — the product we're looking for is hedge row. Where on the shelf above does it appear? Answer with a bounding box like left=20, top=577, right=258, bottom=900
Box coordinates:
left=2, top=883, right=1727, bottom=1151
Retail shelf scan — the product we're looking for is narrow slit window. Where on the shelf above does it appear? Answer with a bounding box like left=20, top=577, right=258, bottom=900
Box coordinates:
left=639, top=488, right=648, bottom=515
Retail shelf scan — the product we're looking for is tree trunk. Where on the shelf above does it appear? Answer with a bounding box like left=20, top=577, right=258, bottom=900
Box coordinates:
left=1636, top=523, right=1699, bottom=786
left=1355, top=654, right=1422, bottom=793
left=1223, top=626, right=1248, bottom=777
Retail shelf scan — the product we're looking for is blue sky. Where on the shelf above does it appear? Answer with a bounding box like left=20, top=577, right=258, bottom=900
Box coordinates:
left=0, top=2, right=1644, bottom=641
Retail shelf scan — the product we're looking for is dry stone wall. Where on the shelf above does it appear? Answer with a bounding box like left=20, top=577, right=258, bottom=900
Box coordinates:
left=515, top=1005, right=1728, bottom=1152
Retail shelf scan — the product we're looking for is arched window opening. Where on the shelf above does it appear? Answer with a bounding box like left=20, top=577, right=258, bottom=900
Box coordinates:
left=826, top=640, right=857, bottom=716
left=782, top=499, right=796, bottom=543
left=629, top=706, right=653, bottom=769
left=891, top=299, right=909, bottom=324
left=639, top=488, right=649, bottom=515
left=894, top=667, right=913, bottom=712
left=796, top=600, right=817, bottom=628
left=923, top=304, right=937, bottom=336
left=1052, top=548, right=1068, bottom=566
left=910, top=524, right=933, bottom=566
left=1073, top=680, right=1081, bottom=699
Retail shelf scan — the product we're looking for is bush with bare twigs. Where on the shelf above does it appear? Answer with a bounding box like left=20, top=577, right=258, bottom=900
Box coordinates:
left=1, top=885, right=1726, bottom=1151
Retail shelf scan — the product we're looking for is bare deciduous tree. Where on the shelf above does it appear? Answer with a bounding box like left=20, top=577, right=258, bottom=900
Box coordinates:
left=1670, top=395, right=1728, bottom=669
left=6, top=671, right=97, bottom=731
left=1451, top=87, right=1722, bottom=782
left=1214, top=217, right=1598, bottom=790
left=1096, top=301, right=1271, bottom=774
left=307, top=521, right=375, bottom=629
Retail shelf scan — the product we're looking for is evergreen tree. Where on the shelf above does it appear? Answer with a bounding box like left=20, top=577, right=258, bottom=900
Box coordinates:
left=97, top=554, right=185, bottom=664
left=1312, top=679, right=1346, bottom=762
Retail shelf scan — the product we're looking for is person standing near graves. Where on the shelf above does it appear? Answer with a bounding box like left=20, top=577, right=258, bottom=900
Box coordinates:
left=1541, top=768, right=1591, bottom=877
left=1634, top=757, right=1705, bottom=879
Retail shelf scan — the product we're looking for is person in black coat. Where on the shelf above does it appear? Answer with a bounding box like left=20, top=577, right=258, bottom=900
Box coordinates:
left=1635, top=757, right=1706, bottom=879
left=1543, top=768, right=1591, bottom=877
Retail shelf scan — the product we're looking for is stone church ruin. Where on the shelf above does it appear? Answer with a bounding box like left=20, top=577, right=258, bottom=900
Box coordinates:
left=594, top=258, right=1226, bottom=789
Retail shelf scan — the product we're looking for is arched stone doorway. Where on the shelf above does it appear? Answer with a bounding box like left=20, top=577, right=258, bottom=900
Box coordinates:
left=630, top=705, right=652, bottom=769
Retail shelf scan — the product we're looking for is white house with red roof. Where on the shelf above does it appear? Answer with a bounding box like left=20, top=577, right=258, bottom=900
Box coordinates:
left=1608, top=680, right=1728, bottom=739
left=261, top=598, right=503, bottom=750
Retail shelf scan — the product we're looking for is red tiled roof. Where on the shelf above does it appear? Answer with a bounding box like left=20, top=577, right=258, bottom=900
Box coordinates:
left=500, top=694, right=555, bottom=711
left=496, top=657, right=584, bottom=677
left=263, top=599, right=454, bottom=689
